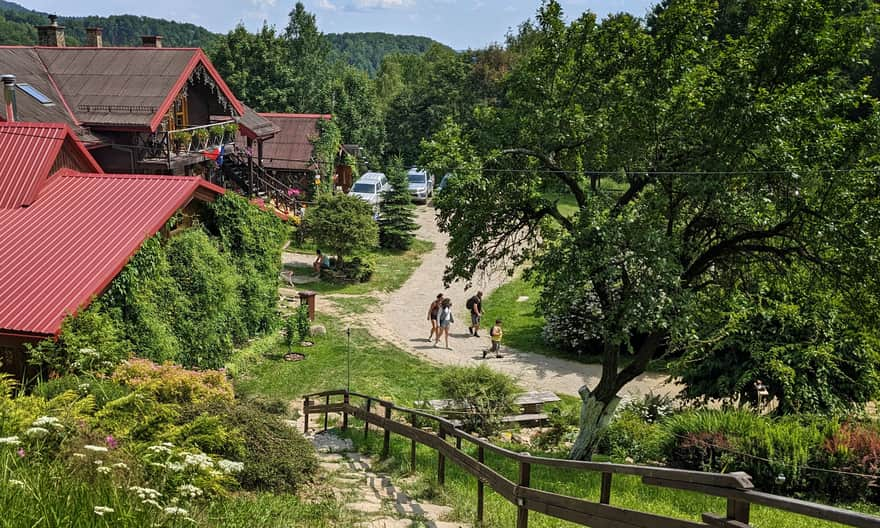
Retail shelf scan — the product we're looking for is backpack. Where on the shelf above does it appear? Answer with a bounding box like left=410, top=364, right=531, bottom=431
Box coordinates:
left=466, top=296, right=476, bottom=310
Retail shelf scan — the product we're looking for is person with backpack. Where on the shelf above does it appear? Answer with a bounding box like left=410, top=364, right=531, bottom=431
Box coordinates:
left=436, top=298, right=454, bottom=349
left=466, top=291, right=483, bottom=337
left=484, top=319, right=504, bottom=359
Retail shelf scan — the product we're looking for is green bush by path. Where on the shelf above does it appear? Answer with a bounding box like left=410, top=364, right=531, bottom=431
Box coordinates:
left=283, top=238, right=433, bottom=295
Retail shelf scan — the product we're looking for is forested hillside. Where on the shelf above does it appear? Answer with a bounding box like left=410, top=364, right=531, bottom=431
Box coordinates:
left=326, top=32, right=448, bottom=76
left=0, top=2, right=217, bottom=47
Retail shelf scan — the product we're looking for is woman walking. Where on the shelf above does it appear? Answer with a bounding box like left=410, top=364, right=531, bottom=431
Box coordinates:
left=436, top=298, right=454, bottom=349
left=427, top=293, right=443, bottom=341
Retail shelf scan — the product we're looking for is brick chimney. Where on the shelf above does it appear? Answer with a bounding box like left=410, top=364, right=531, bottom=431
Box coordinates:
left=36, top=15, right=65, bottom=47
left=85, top=27, right=103, bottom=48
left=141, top=35, right=163, bottom=48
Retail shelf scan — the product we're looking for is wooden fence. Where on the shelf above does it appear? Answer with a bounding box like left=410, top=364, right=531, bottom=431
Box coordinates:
left=302, top=389, right=880, bottom=528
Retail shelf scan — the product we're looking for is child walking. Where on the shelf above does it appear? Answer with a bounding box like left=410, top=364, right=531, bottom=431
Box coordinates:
left=484, top=319, right=503, bottom=358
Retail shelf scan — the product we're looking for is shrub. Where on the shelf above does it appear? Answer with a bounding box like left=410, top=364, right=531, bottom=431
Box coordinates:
left=598, top=409, right=670, bottom=463
left=33, top=375, right=131, bottom=410
left=532, top=399, right=579, bottom=453
left=814, top=422, right=880, bottom=503
left=304, top=192, right=378, bottom=265
left=331, top=254, right=375, bottom=283
left=217, top=402, right=317, bottom=492
left=439, top=365, right=517, bottom=436
left=296, top=305, right=311, bottom=342
left=112, top=359, right=234, bottom=405
left=284, top=315, right=297, bottom=351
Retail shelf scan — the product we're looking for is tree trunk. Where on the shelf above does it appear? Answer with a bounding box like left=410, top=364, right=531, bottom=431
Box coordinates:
left=569, top=386, right=621, bottom=461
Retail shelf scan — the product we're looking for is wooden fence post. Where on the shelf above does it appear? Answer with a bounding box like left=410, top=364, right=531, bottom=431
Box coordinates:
left=438, top=427, right=446, bottom=485
left=727, top=498, right=750, bottom=524
left=381, top=405, right=392, bottom=458
left=600, top=472, right=612, bottom=504
left=410, top=412, right=417, bottom=472
left=363, top=398, right=371, bottom=440
left=477, top=446, right=485, bottom=527
left=456, top=435, right=462, bottom=450
left=342, top=391, right=349, bottom=431
left=516, top=460, right=531, bottom=528
left=303, top=396, right=310, bottom=434
left=323, top=395, right=329, bottom=432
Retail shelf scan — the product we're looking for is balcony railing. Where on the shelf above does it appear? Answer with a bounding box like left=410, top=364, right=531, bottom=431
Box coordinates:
left=165, top=120, right=237, bottom=158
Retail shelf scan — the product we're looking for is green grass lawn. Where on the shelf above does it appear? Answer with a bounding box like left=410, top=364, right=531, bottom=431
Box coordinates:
left=342, top=428, right=875, bottom=528
left=230, top=313, right=445, bottom=405
left=283, top=239, right=433, bottom=295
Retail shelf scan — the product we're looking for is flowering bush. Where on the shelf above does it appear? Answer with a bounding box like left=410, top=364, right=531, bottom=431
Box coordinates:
left=112, top=359, right=234, bottom=405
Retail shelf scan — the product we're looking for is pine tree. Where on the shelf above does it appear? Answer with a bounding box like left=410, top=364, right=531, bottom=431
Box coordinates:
left=378, top=157, right=418, bottom=250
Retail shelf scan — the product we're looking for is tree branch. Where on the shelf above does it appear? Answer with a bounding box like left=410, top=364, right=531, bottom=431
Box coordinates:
left=501, top=147, right=587, bottom=208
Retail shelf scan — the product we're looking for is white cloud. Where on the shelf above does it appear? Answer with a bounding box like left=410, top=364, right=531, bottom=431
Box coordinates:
left=250, top=0, right=278, bottom=8
left=318, top=0, right=338, bottom=9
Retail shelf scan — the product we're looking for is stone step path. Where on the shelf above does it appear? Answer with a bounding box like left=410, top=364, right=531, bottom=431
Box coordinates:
left=309, top=430, right=470, bottom=528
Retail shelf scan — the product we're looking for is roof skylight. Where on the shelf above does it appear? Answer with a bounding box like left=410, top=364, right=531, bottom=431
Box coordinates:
left=16, top=83, right=53, bottom=105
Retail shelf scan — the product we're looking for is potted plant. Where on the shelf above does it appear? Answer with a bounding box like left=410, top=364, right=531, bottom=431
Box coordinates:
left=223, top=122, right=238, bottom=143
left=208, top=124, right=224, bottom=145
left=193, top=128, right=209, bottom=148
left=173, top=131, right=192, bottom=153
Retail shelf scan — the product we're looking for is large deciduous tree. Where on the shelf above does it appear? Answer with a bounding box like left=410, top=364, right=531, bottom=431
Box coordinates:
left=427, top=0, right=880, bottom=459
left=304, top=193, right=378, bottom=265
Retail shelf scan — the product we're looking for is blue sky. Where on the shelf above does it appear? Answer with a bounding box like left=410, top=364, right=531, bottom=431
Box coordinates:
left=17, top=0, right=656, bottom=50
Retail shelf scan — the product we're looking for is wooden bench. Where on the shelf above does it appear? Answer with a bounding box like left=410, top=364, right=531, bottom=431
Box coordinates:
left=416, top=390, right=561, bottom=428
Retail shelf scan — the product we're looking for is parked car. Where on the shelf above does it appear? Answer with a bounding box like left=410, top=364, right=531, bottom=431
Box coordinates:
left=435, top=173, right=453, bottom=196
left=349, top=172, right=387, bottom=218
left=406, top=168, right=433, bottom=203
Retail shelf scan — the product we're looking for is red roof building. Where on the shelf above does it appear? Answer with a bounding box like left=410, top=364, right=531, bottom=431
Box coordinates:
left=0, top=122, right=223, bottom=371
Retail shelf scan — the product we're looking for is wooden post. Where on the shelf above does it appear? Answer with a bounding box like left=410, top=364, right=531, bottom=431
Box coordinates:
left=727, top=498, right=750, bottom=524
left=456, top=435, right=462, bottom=450
left=246, top=137, right=254, bottom=197
left=323, top=395, right=329, bottom=432
left=342, top=391, right=349, bottom=431
left=303, top=396, right=310, bottom=434
left=363, top=398, right=371, bottom=440
left=600, top=472, right=612, bottom=504
left=381, top=405, right=392, bottom=458
left=410, top=412, right=417, bottom=472
left=438, top=428, right=446, bottom=485
left=516, top=461, right=531, bottom=528
left=477, top=446, right=485, bottom=526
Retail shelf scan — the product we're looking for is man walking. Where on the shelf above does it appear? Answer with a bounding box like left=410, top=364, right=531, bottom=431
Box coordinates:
left=466, top=291, right=483, bottom=337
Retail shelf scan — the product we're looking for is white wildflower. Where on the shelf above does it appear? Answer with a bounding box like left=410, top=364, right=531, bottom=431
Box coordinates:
left=150, top=462, right=166, bottom=469
left=163, top=506, right=188, bottom=516
left=183, top=452, right=213, bottom=470
left=31, top=416, right=61, bottom=428
left=129, top=486, right=161, bottom=500
left=141, top=498, right=161, bottom=508
left=77, top=383, right=90, bottom=392
left=0, top=436, right=21, bottom=445
left=161, top=442, right=175, bottom=448
left=177, top=484, right=203, bottom=499
left=112, top=462, right=128, bottom=470
left=96, top=466, right=112, bottom=475
left=24, top=427, right=49, bottom=437
left=79, top=348, right=98, bottom=357
left=72, top=453, right=86, bottom=458
left=8, top=479, right=25, bottom=488
left=94, top=460, right=103, bottom=466
left=166, top=461, right=184, bottom=472
left=217, top=459, right=244, bottom=474
left=147, top=445, right=171, bottom=454
left=84, top=445, right=108, bottom=452
left=93, top=506, right=114, bottom=516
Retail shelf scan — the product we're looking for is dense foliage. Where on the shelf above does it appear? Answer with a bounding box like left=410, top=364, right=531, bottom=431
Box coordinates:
left=378, top=157, right=418, bottom=249
left=303, top=192, right=378, bottom=265
left=438, top=365, right=517, bottom=435
left=326, top=32, right=448, bottom=76
left=0, top=358, right=317, bottom=526
left=29, top=194, right=287, bottom=372
left=424, top=0, right=880, bottom=458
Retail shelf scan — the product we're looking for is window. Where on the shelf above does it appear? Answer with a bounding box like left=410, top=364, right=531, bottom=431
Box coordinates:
left=352, top=183, right=376, bottom=194
left=16, top=83, right=52, bottom=105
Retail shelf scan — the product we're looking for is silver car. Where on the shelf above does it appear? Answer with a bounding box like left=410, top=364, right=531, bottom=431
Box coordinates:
left=407, top=168, right=433, bottom=203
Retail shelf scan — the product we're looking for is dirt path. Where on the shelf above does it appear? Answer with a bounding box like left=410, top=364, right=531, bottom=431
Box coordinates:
left=378, top=207, right=676, bottom=401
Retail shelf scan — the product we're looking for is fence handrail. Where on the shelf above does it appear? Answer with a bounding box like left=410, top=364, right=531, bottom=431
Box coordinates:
left=302, top=389, right=880, bottom=528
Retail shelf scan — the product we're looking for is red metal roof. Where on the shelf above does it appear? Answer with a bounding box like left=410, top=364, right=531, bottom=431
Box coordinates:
left=0, top=170, right=224, bottom=337
left=0, top=122, right=102, bottom=209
